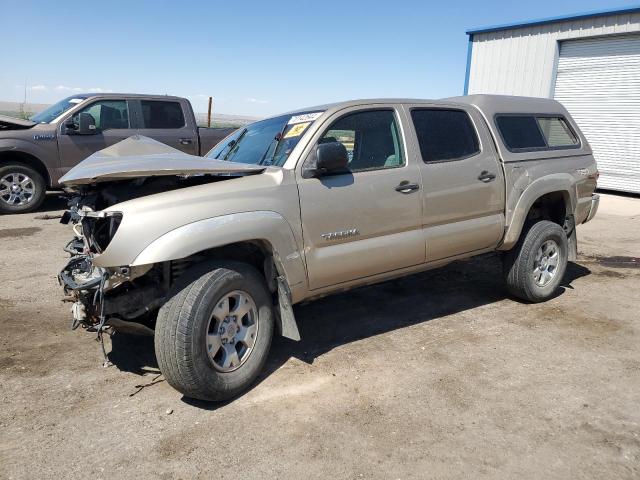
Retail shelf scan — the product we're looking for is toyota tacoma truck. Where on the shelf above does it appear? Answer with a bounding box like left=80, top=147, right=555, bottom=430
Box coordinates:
left=0, top=93, right=235, bottom=213
left=57, top=95, right=600, bottom=401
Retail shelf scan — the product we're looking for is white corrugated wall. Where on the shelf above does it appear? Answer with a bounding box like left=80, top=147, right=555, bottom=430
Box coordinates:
left=467, top=12, right=640, bottom=193
left=554, top=35, right=640, bottom=193
left=468, top=13, right=640, bottom=97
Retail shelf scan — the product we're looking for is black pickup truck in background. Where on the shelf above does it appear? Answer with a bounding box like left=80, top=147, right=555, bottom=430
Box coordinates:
left=0, top=93, right=236, bottom=213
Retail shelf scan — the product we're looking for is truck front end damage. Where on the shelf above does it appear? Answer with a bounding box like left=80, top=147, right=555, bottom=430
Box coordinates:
left=58, top=205, right=161, bottom=336
left=56, top=135, right=266, bottom=339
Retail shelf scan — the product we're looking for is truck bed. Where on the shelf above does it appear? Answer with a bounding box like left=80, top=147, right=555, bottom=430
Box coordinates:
left=198, top=127, right=236, bottom=155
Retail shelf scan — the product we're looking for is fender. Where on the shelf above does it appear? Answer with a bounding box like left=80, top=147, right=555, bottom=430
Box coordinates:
left=0, top=139, right=54, bottom=185
left=119, top=211, right=307, bottom=289
left=499, top=173, right=576, bottom=250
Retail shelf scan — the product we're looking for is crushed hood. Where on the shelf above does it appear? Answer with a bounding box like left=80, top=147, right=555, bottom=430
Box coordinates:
left=59, top=135, right=266, bottom=186
left=0, top=114, right=36, bottom=130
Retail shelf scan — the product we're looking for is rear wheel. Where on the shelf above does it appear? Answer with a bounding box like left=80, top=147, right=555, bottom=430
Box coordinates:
left=155, top=262, right=274, bottom=401
left=503, top=220, right=568, bottom=302
left=0, top=164, right=46, bottom=214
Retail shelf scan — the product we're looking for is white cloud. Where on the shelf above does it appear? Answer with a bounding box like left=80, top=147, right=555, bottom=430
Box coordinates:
left=54, top=85, right=113, bottom=93
left=245, top=97, right=268, bottom=104
left=14, top=84, right=48, bottom=91
left=86, top=87, right=113, bottom=93
left=14, top=84, right=113, bottom=94
left=55, top=85, right=83, bottom=92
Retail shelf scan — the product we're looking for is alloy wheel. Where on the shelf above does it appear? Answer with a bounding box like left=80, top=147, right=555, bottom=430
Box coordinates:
left=205, top=290, right=259, bottom=372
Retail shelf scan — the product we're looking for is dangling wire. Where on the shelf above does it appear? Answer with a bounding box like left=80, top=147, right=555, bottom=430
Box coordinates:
left=94, top=269, right=111, bottom=367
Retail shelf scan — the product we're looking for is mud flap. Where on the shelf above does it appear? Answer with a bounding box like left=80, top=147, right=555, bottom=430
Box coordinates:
left=565, top=214, right=577, bottom=262
left=567, top=229, right=577, bottom=261
left=277, top=276, right=300, bottom=341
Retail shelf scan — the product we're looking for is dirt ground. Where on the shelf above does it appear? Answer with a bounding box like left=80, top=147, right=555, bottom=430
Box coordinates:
left=0, top=192, right=638, bottom=479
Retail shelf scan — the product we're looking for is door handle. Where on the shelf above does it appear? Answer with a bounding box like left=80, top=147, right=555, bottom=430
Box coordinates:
left=395, top=181, right=420, bottom=194
left=179, top=138, right=193, bottom=145
left=478, top=171, right=496, bottom=183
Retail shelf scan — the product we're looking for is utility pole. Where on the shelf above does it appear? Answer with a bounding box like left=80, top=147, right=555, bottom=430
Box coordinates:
left=207, top=96, right=213, bottom=128
left=19, top=78, right=27, bottom=119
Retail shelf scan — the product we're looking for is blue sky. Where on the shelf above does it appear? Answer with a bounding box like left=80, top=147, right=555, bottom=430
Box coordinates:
left=0, top=0, right=637, bottom=116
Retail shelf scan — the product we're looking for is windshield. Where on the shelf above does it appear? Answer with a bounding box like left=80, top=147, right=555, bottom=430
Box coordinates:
left=206, top=111, right=324, bottom=167
left=30, top=96, right=87, bottom=124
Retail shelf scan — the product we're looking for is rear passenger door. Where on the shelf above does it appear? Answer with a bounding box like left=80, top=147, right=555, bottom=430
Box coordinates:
left=297, top=107, right=425, bottom=290
left=405, top=105, right=505, bottom=262
left=132, top=99, right=198, bottom=155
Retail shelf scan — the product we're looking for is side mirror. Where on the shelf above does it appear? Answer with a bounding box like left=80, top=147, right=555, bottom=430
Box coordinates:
left=63, top=117, right=76, bottom=134
left=77, top=112, right=97, bottom=135
left=305, top=142, right=349, bottom=177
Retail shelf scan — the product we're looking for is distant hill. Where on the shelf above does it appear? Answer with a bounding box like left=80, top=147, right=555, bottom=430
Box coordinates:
left=0, top=101, right=50, bottom=119
left=0, top=100, right=260, bottom=127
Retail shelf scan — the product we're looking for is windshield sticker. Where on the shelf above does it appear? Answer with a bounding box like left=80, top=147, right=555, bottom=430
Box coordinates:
left=283, top=122, right=311, bottom=138
left=69, top=98, right=84, bottom=104
left=288, top=112, right=322, bottom=125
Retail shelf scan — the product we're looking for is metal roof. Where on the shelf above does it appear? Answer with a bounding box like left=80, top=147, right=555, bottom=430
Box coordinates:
left=466, top=4, right=640, bottom=35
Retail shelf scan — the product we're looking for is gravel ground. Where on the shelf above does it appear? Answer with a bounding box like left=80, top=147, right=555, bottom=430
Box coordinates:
left=0, top=192, right=638, bottom=479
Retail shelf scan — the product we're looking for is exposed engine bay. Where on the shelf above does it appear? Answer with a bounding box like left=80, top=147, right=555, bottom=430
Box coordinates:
left=58, top=167, right=273, bottom=345
left=58, top=175, right=230, bottom=337
left=57, top=135, right=270, bottom=341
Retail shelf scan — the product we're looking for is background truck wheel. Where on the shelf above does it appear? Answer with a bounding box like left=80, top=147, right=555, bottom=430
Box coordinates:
left=155, top=262, right=274, bottom=401
left=0, top=164, right=46, bottom=214
left=503, top=220, right=568, bottom=303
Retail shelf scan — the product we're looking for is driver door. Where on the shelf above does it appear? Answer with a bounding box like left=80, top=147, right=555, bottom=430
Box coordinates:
left=57, top=99, right=137, bottom=174
left=297, top=107, right=425, bottom=290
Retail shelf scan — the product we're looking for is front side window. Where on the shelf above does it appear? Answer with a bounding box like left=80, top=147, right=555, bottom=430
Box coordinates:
left=411, top=109, right=480, bottom=163
left=319, top=110, right=404, bottom=172
left=496, top=115, right=579, bottom=151
left=140, top=101, right=185, bottom=129
left=73, top=100, right=129, bottom=130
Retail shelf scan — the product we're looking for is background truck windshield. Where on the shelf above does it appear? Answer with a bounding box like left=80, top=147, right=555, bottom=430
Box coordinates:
left=206, top=111, right=323, bottom=167
left=30, top=96, right=88, bottom=124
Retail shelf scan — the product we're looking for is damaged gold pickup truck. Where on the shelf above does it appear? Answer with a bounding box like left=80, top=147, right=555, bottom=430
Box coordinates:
left=58, top=95, right=600, bottom=401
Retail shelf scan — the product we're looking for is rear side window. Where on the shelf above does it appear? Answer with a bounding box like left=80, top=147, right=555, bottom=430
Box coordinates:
left=140, top=100, right=185, bottom=128
left=537, top=117, right=579, bottom=148
left=496, top=115, right=579, bottom=151
left=410, top=109, right=480, bottom=163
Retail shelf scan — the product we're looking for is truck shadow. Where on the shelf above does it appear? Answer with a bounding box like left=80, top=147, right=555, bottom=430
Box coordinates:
left=108, top=255, right=590, bottom=407
left=265, top=257, right=589, bottom=370
left=36, top=192, right=67, bottom=213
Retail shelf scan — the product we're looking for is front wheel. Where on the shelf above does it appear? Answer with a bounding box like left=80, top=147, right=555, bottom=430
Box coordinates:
left=0, top=164, right=46, bottom=214
left=503, top=220, right=568, bottom=303
left=155, top=262, right=274, bottom=401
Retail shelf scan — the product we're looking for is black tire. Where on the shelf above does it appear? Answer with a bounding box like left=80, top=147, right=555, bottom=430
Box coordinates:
left=0, top=163, right=46, bottom=214
left=503, top=220, right=568, bottom=303
left=155, top=262, right=274, bottom=401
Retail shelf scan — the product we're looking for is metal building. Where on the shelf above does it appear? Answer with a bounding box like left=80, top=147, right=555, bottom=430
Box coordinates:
left=464, top=6, right=640, bottom=194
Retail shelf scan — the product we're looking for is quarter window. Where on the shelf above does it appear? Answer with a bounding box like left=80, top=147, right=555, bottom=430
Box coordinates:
left=496, top=115, right=579, bottom=151
left=319, top=110, right=404, bottom=172
left=537, top=117, right=579, bottom=148
left=73, top=100, right=129, bottom=130
left=140, top=100, right=185, bottom=129
left=410, top=109, right=480, bottom=163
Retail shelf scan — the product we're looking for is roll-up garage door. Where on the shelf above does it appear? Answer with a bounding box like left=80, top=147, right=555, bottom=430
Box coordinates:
left=554, top=34, right=640, bottom=194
